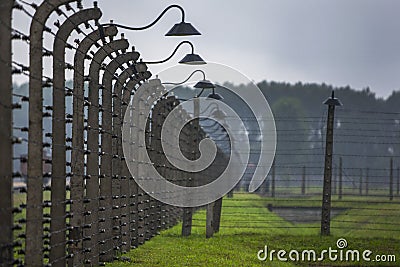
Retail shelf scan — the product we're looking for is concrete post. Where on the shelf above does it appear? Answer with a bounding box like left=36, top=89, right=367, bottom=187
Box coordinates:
left=0, top=1, right=14, bottom=265
left=128, top=93, right=139, bottom=248
left=85, top=39, right=129, bottom=265
left=157, top=99, right=168, bottom=231
left=122, top=72, right=152, bottom=248
left=113, top=67, right=135, bottom=253
left=169, top=100, right=183, bottom=226
left=211, top=133, right=227, bottom=234
left=194, top=106, right=215, bottom=238
left=150, top=99, right=164, bottom=236
left=321, top=91, right=341, bottom=236
left=26, top=1, right=74, bottom=266
left=152, top=100, right=169, bottom=237
left=148, top=87, right=168, bottom=239
left=119, top=71, right=145, bottom=250
left=127, top=83, right=142, bottom=248
left=132, top=80, right=164, bottom=245
left=50, top=8, right=102, bottom=266
left=70, top=25, right=118, bottom=266
left=212, top=198, right=223, bottom=233
left=143, top=120, right=151, bottom=243
left=100, top=49, right=139, bottom=262
left=122, top=71, right=152, bottom=102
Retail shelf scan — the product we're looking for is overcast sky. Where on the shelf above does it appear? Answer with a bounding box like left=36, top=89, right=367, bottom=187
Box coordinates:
left=12, top=0, right=400, bottom=98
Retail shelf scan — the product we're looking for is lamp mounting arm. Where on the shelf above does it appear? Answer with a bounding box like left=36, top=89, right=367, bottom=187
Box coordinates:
left=101, top=4, right=185, bottom=31
left=196, top=88, right=205, bottom=98
left=142, top=41, right=194, bottom=64
left=162, top=69, right=206, bottom=85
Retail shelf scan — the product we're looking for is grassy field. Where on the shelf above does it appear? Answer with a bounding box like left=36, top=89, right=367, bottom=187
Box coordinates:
left=12, top=191, right=400, bottom=266
left=108, top=193, right=400, bottom=267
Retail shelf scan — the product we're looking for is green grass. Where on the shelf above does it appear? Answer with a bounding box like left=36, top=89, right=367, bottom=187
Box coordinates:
left=13, top=191, right=56, bottom=262
left=108, top=193, right=400, bottom=267
left=12, top=191, right=400, bottom=266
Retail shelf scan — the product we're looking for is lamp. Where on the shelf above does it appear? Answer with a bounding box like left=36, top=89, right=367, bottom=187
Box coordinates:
left=195, top=80, right=223, bottom=100
left=206, top=89, right=223, bottom=100
left=162, top=69, right=222, bottom=99
left=142, top=41, right=206, bottom=65
left=101, top=5, right=201, bottom=36
left=163, top=69, right=209, bottom=85
left=194, top=79, right=215, bottom=89
left=191, top=72, right=222, bottom=99
left=323, top=90, right=342, bottom=106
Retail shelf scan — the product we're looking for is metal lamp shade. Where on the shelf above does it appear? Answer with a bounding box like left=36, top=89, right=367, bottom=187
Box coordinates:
left=165, top=22, right=201, bottom=36
left=323, top=91, right=343, bottom=106
left=207, top=92, right=223, bottom=100
left=194, top=80, right=215, bottom=89
left=179, top=53, right=206, bottom=65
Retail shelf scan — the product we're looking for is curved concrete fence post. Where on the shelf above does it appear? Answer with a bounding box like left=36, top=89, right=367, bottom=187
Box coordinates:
left=122, top=70, right=151, bottom=248
left=85, top=38, right=129, bottom=265
left=27, top=1, right=74, bottom=266
left=122, top=70, right=152, bottom=103
left=112, top=67, right=135, bottom=252
left=70, top=25, right=118, bottom=266
left=99, top=50, right=139, bottom=261
left=50, top=7, right=102, bottom=266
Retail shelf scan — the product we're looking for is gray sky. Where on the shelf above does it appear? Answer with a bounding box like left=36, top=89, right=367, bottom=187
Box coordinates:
left=12, top=0, right=400, bottom=98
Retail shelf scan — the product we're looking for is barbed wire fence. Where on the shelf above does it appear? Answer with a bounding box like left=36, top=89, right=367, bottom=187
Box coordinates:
left=190, top=108, right=400, bottom=235
left=0, top=0, right=230, bottom=266
left=1, top=0, right=400, bottom=267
